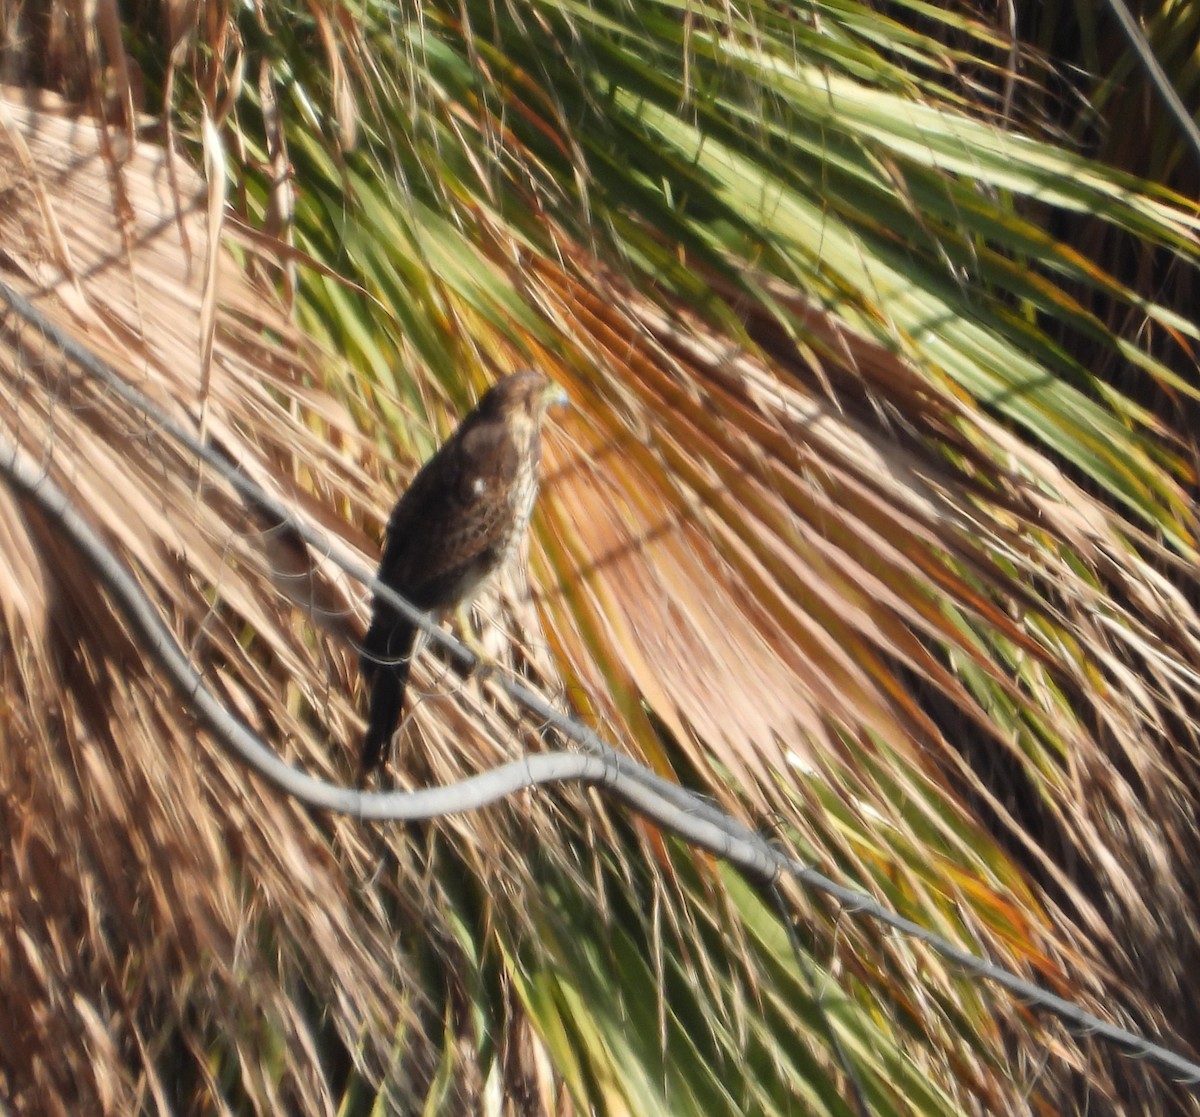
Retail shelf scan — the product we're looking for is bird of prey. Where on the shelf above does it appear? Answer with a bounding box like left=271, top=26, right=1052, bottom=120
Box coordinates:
left=359, top=370, right=568, bottom=779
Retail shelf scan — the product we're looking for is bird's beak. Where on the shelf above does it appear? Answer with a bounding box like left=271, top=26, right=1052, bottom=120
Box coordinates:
left=543, top=382, right=571, bottom=412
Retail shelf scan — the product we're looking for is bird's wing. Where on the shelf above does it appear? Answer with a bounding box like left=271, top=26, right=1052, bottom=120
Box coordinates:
left=375, top=410, right=530, bottom=609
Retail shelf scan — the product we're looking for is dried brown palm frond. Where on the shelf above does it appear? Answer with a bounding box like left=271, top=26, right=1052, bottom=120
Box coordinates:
left=0, top=93, right=588, bottom=1115
left=7, top=1, right=1200, bottom=1114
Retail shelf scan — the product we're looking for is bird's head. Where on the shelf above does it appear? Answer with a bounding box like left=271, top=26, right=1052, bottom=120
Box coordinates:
left=477, top=370, right=570, bottom=422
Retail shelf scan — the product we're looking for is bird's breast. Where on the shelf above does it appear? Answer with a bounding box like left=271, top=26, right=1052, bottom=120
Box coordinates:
left=500, top=465, right=540, bottom=560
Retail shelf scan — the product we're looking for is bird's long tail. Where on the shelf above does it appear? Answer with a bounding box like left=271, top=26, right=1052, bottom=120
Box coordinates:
left=359, top=620, right=416, bottom=781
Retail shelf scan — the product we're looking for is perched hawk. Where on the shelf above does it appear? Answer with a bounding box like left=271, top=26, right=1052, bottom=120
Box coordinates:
left=359, top=371, right=568, bottom=778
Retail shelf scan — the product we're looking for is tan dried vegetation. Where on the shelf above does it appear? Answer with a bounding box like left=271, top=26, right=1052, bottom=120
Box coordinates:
left=3, top=5, right=1200, bottom=1116
left=0, top=91, right=577, bottom=1114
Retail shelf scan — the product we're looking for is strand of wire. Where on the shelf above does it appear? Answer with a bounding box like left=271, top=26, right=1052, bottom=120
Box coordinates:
left=1, top=279, right=1198, bottom=1090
